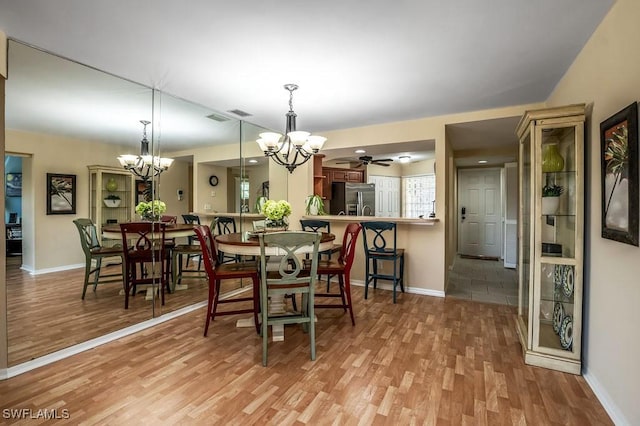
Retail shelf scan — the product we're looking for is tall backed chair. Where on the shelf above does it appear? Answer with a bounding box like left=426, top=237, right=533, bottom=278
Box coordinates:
left=194, top=225, right=260, bottom=336
left=73, top=218, right=125, bottom=299
left=215, top=216, right=238, bottom=264
left=170, top=214, right=206, bottom=289
left=361, top=221, right=405, bottom=303
left=119, top=222, right=169, bottom=309
left=258, top=231, right=321, bottom=367
left=300, top=219, right=342, bottom=290
left=311, top=223, right=362, bottom=325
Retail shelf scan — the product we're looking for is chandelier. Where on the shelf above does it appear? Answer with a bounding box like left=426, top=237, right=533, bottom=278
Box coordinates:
left=256, top=84, right=326, bottom=173
left=117, top=120, right=174, bottom=181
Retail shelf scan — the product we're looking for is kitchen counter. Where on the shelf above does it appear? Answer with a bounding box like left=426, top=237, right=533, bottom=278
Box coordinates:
left=302, top=215, right=439, bottom=226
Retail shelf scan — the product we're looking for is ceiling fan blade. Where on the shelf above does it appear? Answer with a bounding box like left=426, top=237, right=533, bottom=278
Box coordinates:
left=374, top=158, right=393, bottom=162
left=371, top=161, right=391, bottom=166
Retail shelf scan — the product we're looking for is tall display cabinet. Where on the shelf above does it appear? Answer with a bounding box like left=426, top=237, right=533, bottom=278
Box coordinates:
left=515, top=104, right=585, bottom=374
left=88, top=165, right=136, bottom=245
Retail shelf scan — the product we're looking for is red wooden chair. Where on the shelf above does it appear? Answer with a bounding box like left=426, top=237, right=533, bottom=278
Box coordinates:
left=310, top=222, right=362, bottom=325
left=194, top=225, right=260, bottom=336
left=119, top=222, right=169, bottom=309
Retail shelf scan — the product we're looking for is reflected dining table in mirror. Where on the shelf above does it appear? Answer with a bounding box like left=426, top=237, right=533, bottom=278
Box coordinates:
left=214, top=231, right=336, bottom=340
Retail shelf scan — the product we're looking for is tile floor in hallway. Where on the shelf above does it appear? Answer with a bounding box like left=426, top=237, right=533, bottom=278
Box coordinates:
left=446, top=255, right=518, bottom=306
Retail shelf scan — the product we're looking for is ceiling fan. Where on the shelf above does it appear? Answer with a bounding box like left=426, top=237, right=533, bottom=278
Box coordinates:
left=336, top=155, right=394, bottom=167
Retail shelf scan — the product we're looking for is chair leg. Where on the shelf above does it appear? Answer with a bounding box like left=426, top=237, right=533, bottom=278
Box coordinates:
left=364, top=256, right=370, bottom=299
left=82, top=259, right=91, bottom=299
left=399, top=254, right=405, bottom=293
left=344, top=272, right=355, bottom=326
left=93, top=257, right=103, bottom=292
left=262, top=290, right=269, bottom=367
left=373, top=259, right=379, bottom=289
left=204, top=278, right=216, bottom=337
left=308, top=292, right=316, bottom=361
left=252, top=276, right=260, bottom=334
left=338, top=275, right=347, bottom=313
left=392, top=257, right=397, bottom=304
left=124, top=264, right=131, bottom=309
left=172, top=251, right=180, bottom=291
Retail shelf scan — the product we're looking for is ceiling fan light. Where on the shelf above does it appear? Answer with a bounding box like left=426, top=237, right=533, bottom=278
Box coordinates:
left=399, top=155, right=411, bottom=164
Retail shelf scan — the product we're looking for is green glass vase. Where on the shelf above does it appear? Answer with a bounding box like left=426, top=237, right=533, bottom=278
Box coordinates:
left=542, top=144, right=564, bottom=172
left=105, top=177, right=118, bottom=192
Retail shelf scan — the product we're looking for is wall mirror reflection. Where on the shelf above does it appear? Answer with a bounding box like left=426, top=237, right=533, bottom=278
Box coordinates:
left=3, top=40, right=278, bottom=366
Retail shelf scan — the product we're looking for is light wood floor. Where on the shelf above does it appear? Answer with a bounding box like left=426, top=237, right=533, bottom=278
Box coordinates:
left=5, top=256, right=244, bottom=365
left=0, top=285, right=612, bottom=425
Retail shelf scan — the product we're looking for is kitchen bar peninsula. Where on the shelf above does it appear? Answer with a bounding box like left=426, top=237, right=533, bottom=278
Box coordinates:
left=303, top=215, right=443, bottom=299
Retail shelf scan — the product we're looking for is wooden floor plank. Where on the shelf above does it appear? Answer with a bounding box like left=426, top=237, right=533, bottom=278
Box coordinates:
left=1, top=276, right=613, bottom=424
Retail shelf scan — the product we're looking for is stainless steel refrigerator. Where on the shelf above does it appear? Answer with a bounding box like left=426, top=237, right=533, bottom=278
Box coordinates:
left=330, top=182, right=376, bottom=216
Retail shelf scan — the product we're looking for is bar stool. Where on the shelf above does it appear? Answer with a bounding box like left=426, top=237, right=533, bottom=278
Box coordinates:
left=361, top=221, right=405, bottom=303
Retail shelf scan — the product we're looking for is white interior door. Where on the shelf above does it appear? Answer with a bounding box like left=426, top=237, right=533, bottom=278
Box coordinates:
left=458, top=168, right=503, bottom=258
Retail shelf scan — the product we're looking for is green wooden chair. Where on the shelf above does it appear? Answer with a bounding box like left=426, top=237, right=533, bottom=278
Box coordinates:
left=73, top=218, right=124, bottom=299
left=258, top=231, right=321, bottom=366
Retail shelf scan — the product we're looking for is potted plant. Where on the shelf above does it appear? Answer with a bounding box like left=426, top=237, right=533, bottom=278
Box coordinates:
left=261, top=199, right=292, bottom=230
left=103, top=194, right=121, bottom=208
left=305, top=194, right=326, bottom=215
left=135, top=200, right=167, bottom=221
left=542, top=184, right=563, bottom=215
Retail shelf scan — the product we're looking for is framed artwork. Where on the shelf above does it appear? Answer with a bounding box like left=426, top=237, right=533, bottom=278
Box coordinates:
left=6, top=173, right=22, bottom=197
left=600, top=102, right=639, bottom=246
left=135, top=180, right=153, bottom=205
left=46, top=173, right=76, bottom=215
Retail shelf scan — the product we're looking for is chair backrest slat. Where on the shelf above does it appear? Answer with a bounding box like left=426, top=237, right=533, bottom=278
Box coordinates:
left=340, top=223, right=363, bottom=271
left=300, top=219, right=331, bottom=233
left=216, top=216, right=237, bottom=235
left=361, top=221, right=398, bottom=253
left=193, top=225, right=218, bottom=279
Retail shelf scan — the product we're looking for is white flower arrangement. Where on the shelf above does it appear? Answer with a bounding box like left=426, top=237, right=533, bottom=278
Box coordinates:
left=261, top=199, right=292, bottom=226
left=135, top=200, right=167, bottom=219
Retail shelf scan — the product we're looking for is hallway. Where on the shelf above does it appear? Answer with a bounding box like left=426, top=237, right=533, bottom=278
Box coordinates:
left=446, top=255, right=518, bottom=306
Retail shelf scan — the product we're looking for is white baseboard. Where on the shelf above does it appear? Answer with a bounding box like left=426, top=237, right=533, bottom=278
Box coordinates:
left=0, top=301, right=207, bottom=380
left=583, top=368, right=629, bottom=426
left=23, top=263, right=85, bottom=275
left=350, top=279, right=445, bottom=298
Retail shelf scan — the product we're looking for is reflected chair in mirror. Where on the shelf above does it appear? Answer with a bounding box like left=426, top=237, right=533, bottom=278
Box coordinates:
left=170, top=214, right=206, bottom=289
left=194, top=225, right=260, bottom=336
left=361, top=221, right=405, bottom=303
left=258, top=231, right=321, bottom=366
left=300, top=219, right=342, bottom=290
left=215, top=216, right=238, bottom=264
left=310, top=223, right=362, bottom=326
left=160, top=215, right=178, bottom=283
left=119, top=222, right=169, bottom=309
left=73, top=218, right=125, bottom=299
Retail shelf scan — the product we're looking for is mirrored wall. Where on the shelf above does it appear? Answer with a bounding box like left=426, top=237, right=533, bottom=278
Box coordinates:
left=3, top=40, right=278, bottom=366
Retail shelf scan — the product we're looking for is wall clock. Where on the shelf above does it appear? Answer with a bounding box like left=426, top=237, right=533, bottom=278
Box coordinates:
left=209, top=175, right=219, bottom=187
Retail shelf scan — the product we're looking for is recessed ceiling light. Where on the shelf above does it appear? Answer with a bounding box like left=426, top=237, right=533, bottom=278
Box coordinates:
left=248, top=159, right=258, bottom=164
left=355, top=149, right=366, bottom=154
left=478, top=160, right=488, bottom=164
left=399, top=155, right=411, bottom=163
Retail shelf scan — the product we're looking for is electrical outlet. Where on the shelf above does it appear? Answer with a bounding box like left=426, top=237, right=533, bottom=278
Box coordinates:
left=204, top=203, right=212, bottom=210
left=211, top=190, right=216, bottom=197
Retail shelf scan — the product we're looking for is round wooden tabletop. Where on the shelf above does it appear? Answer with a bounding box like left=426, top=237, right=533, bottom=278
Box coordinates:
left=214, top=232, right=335, bottom=256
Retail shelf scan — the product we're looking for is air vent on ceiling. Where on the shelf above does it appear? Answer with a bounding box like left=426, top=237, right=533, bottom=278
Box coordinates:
left=206, top=113, right=230, bottom=122
left=227, top=109, right=252, bottom=117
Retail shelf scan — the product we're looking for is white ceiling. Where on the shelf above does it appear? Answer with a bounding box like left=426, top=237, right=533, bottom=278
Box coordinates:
left=0, top=0, right=613, bottom=162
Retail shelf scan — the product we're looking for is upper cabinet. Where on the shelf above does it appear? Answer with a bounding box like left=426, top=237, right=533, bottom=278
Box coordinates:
left=322, top=166, right=364, bottom=200
left=515, top=104, right=585, bottom=374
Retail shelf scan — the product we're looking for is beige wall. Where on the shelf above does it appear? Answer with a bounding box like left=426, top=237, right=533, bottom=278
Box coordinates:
left=5, top=129, right=190, bottom=272
left=546, top=0, right=639, bottom=423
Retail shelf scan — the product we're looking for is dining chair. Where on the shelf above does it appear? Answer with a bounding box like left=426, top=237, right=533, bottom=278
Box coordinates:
left=258, top=231, right=321, bottom=366
left=299, top=219, right=342, bottom=290
left=215, top=216, right=238, bottom=264
left=310, top=222, right=362, bottom=325
left=361, top=221, right=405, bottom=303
left=119, top=222, right=170, bottom=309
left=73, top=218, right=125, bottom=299
left=170, top=214, right=206, bottom=288
left=194, top=225, right=260, bottom=336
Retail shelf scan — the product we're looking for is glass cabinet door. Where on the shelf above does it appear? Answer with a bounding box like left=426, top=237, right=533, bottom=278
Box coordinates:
left=518, top=129, right=532, bottom=339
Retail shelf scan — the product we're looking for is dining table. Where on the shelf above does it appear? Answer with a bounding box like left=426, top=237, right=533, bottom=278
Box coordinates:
left=215, top=231, right=336, bottom=341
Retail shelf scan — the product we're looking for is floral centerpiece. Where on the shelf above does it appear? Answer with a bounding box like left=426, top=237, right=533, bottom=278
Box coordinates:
left=135, top=200, right=167, bottom=221
left=261, top=199, right=292, bottom=230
